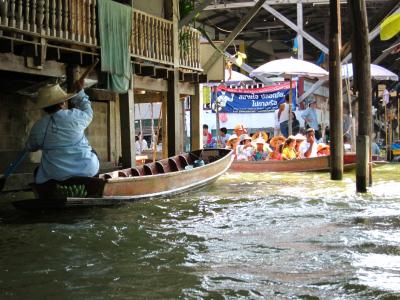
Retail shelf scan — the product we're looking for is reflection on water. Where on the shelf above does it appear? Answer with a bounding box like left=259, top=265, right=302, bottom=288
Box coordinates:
left=0, top=165, right=400, bottom=299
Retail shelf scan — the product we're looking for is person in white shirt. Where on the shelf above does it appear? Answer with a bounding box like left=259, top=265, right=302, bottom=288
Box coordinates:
left=299, top=128, right=318, bottom=158
left=278, top=94, right=290, bottom=137
left=236, top=134, right=254, bottom=161
left=135, top=132, right=148, bottom=154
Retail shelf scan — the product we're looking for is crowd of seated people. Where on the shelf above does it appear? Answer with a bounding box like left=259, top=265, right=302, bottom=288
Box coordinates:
left=223, top=124, right=331, bottom=161
left=203, top=122, right=334, bottom=161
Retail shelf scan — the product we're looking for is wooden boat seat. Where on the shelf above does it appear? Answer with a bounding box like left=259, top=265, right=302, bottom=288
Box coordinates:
left=103, top=173, right=113, bottom=180
left=168, top=158, right=181, bottom=171
left=118, top=170, right=130, bottom=177
left=130, top=167, right=142, bottom=177
left=144, top=163, right=158, bottom=175
left=155, top=160, right=171, bottom=174
left=178, top=155, right=189, bottom=167
left=188, top=153, right=198, bottom=164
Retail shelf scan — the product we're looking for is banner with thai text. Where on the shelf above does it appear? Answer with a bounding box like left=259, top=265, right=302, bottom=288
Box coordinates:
left=211, top=82, right=297, bottom=113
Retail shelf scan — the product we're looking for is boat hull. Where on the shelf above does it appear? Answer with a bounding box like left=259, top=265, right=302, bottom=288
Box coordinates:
left=230, top=156, right=331, bottom=173
left=102, top=149, right=234, bottom=199
left=16, top=149, right=233, bottom=208
left=230, top=153, right=384, bottom=173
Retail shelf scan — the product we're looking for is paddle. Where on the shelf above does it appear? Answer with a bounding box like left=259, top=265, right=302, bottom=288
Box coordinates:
left=0, top=151, right=28, bottom=191
left=0, top=59, right=99, bottom=192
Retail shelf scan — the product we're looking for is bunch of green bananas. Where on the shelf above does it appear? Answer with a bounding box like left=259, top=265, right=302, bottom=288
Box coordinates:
left=55, top=184, right=88, bottom=198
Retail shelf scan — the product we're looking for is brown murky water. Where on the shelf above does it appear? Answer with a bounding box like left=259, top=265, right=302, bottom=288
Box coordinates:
left=0, top=165, right=400, bottom=299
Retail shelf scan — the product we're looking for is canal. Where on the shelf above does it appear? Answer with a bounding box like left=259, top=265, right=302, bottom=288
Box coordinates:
left=1, top=165, right=400, bottom=299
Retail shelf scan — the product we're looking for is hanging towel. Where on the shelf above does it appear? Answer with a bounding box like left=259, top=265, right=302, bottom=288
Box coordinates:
left=98, top=0, right=132, bottom=93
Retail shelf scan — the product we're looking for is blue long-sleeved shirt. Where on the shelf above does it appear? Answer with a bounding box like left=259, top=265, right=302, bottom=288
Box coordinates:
left=301, top=107, right=319, bottom=130
left=26, top=90, right=100, bottom=183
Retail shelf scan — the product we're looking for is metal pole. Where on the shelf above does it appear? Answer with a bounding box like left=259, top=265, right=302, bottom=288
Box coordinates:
left=288, top=76, right=293, bottom=136
left=329, top=0, right=343, bottom=180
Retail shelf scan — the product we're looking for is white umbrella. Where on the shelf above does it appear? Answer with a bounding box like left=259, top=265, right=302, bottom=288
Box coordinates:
left=250, top=57, right=329, bottom=78
left=224, top=69, right=253, bottom=82
left=341, top=63, right=398, bottom=81
left=250, top=57, right=328, bottom=136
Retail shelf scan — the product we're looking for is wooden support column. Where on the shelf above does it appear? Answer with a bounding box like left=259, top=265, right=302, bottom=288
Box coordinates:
left=329, top=0, right=343, bottom=180
left=349, top=0, right=373, bottom=191
left=167, top=0, right=183, bottom=156
left=167, top=70, right=183, bottom=155
left=190, top=84, right=202, bottom=150
left=296, top=1, right=303, bottom=60
left=119, top=89, right=136, bottom=168
left=162, top=94, right=168, bottom=159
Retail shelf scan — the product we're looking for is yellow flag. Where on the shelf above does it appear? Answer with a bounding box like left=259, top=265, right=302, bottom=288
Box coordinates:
left=380, top=13, right=400, bottom=41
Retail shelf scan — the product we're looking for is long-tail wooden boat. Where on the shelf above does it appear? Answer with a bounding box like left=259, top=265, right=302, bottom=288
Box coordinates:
left=12, top=149, right=233, bottom=210
left=229, top=153, right=386, bottom=173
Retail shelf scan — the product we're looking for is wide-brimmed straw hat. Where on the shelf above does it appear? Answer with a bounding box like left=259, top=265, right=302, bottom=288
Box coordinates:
left=252, top=131, right=269, bottom=141
left=317, top=143, right=330, bottom=151
left=270, top=135, right=286, bottom=148
left=34, top=84, right=76, bottom=109
left=234, top=123, right=247, bottom=132
left=227, top=134, right=238, bottom=142
left=293, top=133, right=306, bottom=141
left=239, top=134, right=252, bottom=143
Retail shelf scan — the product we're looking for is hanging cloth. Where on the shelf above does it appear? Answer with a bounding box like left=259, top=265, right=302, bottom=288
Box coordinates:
left=98, top=0, right=132, bottom=93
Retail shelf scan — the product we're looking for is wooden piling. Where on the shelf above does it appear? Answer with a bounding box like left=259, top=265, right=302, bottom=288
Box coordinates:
left=356, top=135, right=369, bottom=192
left=348, top=0, right=373, bottom=192
left=328, top=0, right=343, bottom=180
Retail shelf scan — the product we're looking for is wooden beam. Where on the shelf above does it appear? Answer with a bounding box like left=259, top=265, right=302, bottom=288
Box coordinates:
left=155, top=67, right=169, bottom=79
left=140, top=65, right=156, bottom=77
left=0, top=53, right=65, bottom=77
left=260, top=2, right=329, bottom=54
left=179, top=0, right=213, bottom=29
left=329, top=0, right=344, bottom=180
left=134, top=92, right=163, bottom=103
left=374, top=37, right=400, bottom=64
left=133, top=63, right=141, bottom=75
left=204, top=0, right=348, bottom=10
left=296, top=1, right=303, bottom=60
left=86, top=88, right=118, bottom=102
left=203, top=0, right=267, bottom=73
left=179, top=82, right=195, bottom=95
left=133, top=75, right=168, bottom=92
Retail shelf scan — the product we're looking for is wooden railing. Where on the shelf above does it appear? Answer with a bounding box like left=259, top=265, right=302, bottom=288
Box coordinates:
left=0, top=0, right=98, bottom=45
left=131, top=9, right=201, bottom=70
left=0, top=1, right=201, bottom=70
left=131, top=10, right=173, bottom=66
left=179, top=26, right=201, bottom=70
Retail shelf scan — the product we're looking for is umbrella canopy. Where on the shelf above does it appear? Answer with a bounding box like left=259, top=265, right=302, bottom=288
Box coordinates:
left=341, top=63, right=399, bottom=81
left=224, top=69, right=253, bottom=83
left=250, top=57, right=329, bottom=78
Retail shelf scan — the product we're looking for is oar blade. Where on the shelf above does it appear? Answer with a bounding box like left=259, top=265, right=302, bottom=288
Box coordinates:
left=0, top=175, right=6, bottom=191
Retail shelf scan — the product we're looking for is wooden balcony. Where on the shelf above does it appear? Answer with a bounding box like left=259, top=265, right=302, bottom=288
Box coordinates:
left=0, top=0, right=201, bottom=71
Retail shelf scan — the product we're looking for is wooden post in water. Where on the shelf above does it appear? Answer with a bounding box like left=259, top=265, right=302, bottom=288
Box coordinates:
left=328, top=0, right=343, bottom=180
left=348, top=0, right=372, bottom=192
